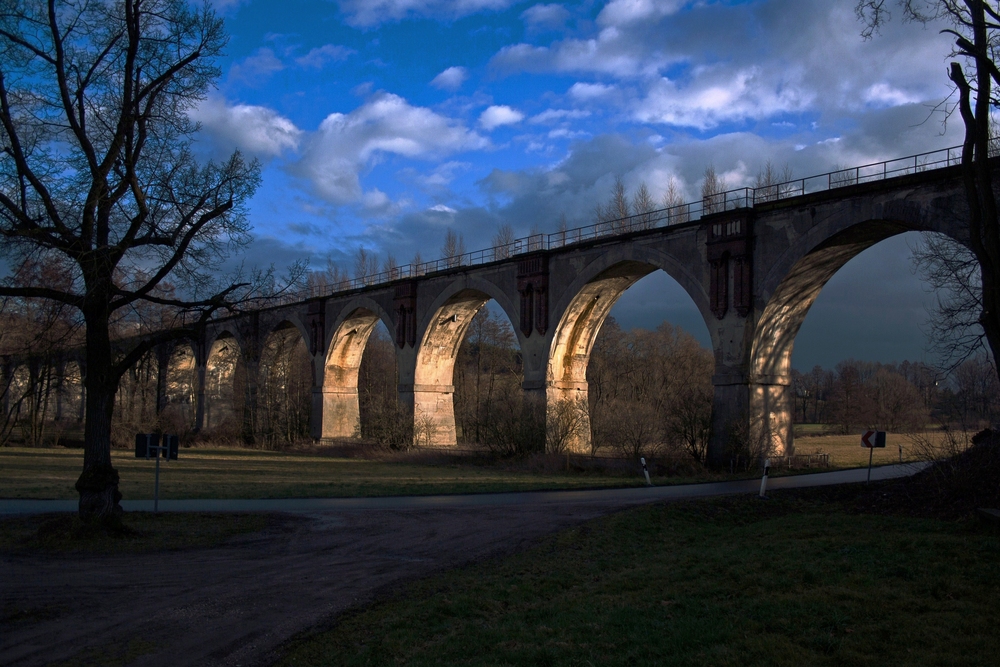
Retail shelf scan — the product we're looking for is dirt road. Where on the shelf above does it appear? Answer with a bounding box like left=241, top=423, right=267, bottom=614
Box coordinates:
left=0, top=465, right=925, bottom=666
left=2, top=503, right=635, bottom=666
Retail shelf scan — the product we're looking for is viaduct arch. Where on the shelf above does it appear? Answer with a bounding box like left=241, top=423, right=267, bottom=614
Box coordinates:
left=57, top=156, right=977, bottom=464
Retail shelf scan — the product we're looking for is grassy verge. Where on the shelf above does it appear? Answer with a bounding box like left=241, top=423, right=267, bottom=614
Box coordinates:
left=0, top=446, right=670, bottom=500
left=278, top=491, right=1000, bottom=667
left=0, top=431, right=956, bottom=502
left=0, top=511, right=275, bottom=555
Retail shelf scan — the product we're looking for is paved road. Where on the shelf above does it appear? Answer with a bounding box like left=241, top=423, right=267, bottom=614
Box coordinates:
left=0, top=462, right=927, bottom=515
left=0, top=463, right=927, bottom=667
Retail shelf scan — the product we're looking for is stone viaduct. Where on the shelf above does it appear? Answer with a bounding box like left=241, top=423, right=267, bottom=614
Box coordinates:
left=6, top=148, right=976, bottom=463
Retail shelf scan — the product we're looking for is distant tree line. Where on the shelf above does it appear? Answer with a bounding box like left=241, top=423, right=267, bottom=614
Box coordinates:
left=790, top=356, right=1000, bottom=433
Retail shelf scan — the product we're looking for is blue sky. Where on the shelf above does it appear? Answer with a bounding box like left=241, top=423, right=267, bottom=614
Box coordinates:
left=197, top=0, right=963, bottom=370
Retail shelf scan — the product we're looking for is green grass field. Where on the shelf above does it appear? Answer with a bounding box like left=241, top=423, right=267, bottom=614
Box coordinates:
left=0, top=429, right=960, bottom=501
left=277, top=491, right=1000, bottom=667
left=0, top=446, right=666, bottom=500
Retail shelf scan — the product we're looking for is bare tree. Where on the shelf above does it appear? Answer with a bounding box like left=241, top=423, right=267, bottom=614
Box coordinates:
left=701, top=166, right=727, bottom=214
left=858, top=1, right=1000, bottom=390
left=662, top=177, right=689, bottom=224
left=442, top=228, right=466, bottom=267
left=632, top=182, right=656, bottom=230
left=354, top=247, right=379, bottom=284
left=0, top=0, right=290, bottom=524
left=555, top=214, right=571, bottom=246
left=753, top=161, right=794, bottom=203
left=912, top=233, right=985, bottom=368
left=383, top=253, right=399, bottom=280
left=609, top=176, right=631, bottom=231
left=492, top=223, right=516, bottom=260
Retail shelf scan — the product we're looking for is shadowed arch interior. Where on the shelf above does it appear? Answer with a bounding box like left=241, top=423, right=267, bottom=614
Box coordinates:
left=748, top=219, right=934, bottom=458
left=162, top=343, right=197, bottom=431
left=256, top=322, right=311, bottom=447
left=546, top=261, right=658, bottom=453
left=205, top=334, right=240, bottom=432
left=320, top=308, right=384, bottom=439
left=751, top=220, right=916, bottom=380
left=412, top=289, right=497, bottom=446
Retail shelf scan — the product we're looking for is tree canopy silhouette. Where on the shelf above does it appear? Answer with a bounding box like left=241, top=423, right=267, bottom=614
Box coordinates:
left=0, top=0, right=268, bottom=524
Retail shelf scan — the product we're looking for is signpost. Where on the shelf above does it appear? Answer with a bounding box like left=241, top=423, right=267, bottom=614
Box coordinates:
left=135, top=433, right=179, bottom=512
left=861, top=430, right=886, bottom=484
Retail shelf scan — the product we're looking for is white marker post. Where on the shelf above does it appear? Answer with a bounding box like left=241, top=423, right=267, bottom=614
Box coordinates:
left=759, top=458, right=771, bottom=498
left=640, top=457, right=652, bottom=486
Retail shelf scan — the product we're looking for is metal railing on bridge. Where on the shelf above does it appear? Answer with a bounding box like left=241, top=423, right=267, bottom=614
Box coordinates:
left=258, top=140, right=987, bottom=310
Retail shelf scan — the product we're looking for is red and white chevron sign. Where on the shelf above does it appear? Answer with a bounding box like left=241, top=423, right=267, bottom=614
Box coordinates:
left=861, top=430, right=886, bottom=448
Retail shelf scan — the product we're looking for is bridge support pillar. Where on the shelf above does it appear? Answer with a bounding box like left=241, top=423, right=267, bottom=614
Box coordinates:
left=411, top=384, right=457, bottom=446
left=520, top=380, right=547, bottom=453
left=53, top=358, right=66, bottom=422
left=194, top=362, right=206, bottom=432
left=241, top=359, right=260, bottom=445
left=313, top=386, right=361, bottom=439
left=545, top=381, right=591, bottom=454
left=154, top=344, right=172, bottom=417
left=708, top=374, right=793, bottom=468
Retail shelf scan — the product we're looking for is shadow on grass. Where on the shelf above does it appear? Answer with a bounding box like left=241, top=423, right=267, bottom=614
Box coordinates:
left=0, top=511, right=279, bottom=555
left=276, top=484, right=1000, bottom=667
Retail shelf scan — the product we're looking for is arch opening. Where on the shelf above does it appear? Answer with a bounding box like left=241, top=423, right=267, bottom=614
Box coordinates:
left=413, top=289, right=522, bottom=447
left=548, top=262, right=714, bottom=459
left=751, top=223, right=963, bottom=457
left=321, top=308, right=387, bottom=440
left=205, top=335, right=239, bottom=435
left=160, top=343, right=197, bottom=434
left=254, top=323, right=312, bottom=448
left=113, top=349, right=159, bottom=447
left=356, top=320, right=403, bottom=446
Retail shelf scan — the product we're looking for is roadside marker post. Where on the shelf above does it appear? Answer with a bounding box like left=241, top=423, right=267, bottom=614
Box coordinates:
left=759, top=458, right=771, bottom=498
left=135, top=433, right=179, bottom=512
left=640, top=457, right=652, bottom=486
left=861, top=430, right=886, bottom=484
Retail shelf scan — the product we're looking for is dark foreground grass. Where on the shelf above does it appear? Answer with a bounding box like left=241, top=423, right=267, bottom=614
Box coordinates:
left=0, top=511, right=274, bottom=555
left=278, top=491, right=1000, bottom=667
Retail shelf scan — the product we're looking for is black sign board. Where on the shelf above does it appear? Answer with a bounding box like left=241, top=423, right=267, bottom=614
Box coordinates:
left=135, top=433, right=160, bottom=458
left=163, top=434, right=179, bottom=460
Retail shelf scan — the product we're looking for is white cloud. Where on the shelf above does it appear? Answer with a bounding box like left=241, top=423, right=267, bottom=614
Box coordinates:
left=294, top=92, right=488, bottom=203
left=568, top=82, right=616, bottom=101
left=596, top=0, right=685, bottom=27
left=190, top=97, right=302, bottom=157
left=633, top=68, right=813, bottom=130
left=521, top=4, right=571, bottom=29
left=864, top=83, right=921, bottom=107
left=479, top=105, right=525, bottom=130
left=338, top=0, right=515, bottom=27
left=296, top=44, right=355, bottom=69
left=431, top=66, right=469, bottom=91
left=429, top=204, right=457, bottom=213
left=419, top=161, right=471, bottom=187
left=530, top=108, right=591, bottom=124
left=228, top=48, right=284, bottom=85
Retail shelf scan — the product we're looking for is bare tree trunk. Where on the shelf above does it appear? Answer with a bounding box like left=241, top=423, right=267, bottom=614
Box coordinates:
left=75, top=307, right=123, bottom=526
